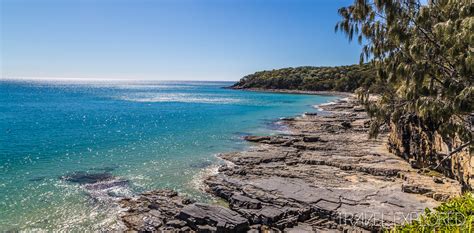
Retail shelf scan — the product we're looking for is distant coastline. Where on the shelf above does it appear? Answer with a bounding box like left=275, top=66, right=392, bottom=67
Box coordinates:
left=226, top=86, right=354, bottom=97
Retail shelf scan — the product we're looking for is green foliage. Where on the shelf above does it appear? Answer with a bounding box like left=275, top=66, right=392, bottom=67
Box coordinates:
left=390, top=192, right=474, bottom=232
left=232, top=64, right=377, bottom=92
left=336, top=0, right=473, bottom=151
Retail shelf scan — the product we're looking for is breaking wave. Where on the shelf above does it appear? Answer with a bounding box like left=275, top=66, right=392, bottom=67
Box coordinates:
left=118, top=93, right=242, bottom=104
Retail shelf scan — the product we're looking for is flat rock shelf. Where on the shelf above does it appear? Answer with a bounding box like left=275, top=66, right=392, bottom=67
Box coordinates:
left=118, top=97, right=462, bottom=232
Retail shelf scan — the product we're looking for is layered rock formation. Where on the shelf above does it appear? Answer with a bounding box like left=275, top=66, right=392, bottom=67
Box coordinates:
left=388, top=114, right=473, bottom=191
left=116, top=97, right=463, bottom=232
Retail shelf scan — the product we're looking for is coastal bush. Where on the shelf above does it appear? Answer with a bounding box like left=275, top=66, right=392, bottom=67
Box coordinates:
left=232, top=64, right=377, bottom=92
left=389, top=192, right=474, bottom=232
left=336, top=0, right=473, bottom=190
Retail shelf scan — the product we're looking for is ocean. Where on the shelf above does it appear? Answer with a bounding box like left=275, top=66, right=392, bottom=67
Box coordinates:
left=0, top=79, right=337, bottom=230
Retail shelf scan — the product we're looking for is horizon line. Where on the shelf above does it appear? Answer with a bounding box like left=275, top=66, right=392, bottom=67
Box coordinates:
left=0, top=76, right=239, bottom=82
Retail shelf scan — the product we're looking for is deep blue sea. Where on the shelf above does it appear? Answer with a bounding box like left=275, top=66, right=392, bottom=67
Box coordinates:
left=0, top=79, right=337, bottom=230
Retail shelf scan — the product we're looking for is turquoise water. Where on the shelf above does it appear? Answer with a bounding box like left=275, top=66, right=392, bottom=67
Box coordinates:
left=0, top=79, right=337, bottom=230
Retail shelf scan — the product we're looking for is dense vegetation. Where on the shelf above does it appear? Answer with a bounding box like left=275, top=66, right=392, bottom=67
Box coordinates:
left=336, top=0, right=472, bottom=190
left=233, top=0, right=472, bottom=191
left=231, top=64, right=377, bottom=92
left=390, top=192, right=474, bottom=232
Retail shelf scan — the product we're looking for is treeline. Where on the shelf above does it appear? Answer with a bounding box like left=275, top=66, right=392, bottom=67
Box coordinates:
left=336, top=0, right=472, bottom=192
left=231, top=64, right=377, bottom=93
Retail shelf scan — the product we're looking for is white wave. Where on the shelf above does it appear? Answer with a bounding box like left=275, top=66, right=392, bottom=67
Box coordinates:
left=189, top=154, right=229, bottom=192
left=190, top=164, right=220, bottom=192
left=313, top=100, right=338, bottom=111
left=316, top=101, right=337, bottom=107
left=119, top=93, right=242, bottom=104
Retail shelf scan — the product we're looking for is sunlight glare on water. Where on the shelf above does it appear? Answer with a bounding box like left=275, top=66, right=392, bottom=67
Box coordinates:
left=0, top=79, right=338, bottom=230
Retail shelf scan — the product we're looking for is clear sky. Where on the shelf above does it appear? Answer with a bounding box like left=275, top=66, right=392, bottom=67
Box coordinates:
left=1, top=0, right=361, bottom=81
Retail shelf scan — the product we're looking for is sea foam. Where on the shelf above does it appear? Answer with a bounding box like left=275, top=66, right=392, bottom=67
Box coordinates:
left=119, top=93, right=242, bottom=104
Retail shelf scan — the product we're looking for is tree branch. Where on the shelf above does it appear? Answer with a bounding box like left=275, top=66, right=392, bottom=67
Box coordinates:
left=433, top=142, right=472, bottom=170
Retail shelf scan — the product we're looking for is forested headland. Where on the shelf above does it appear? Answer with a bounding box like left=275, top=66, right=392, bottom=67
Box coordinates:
left=231, top=64, right=378, bottom=93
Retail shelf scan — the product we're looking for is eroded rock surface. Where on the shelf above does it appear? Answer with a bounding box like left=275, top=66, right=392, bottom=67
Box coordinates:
left=117, top=97, right=462, bottom=232
left=179, top=203, right=249, bottom=232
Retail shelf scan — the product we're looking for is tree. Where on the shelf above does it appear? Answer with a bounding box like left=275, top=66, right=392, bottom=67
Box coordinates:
left=336, top=0, right=473, bottom=190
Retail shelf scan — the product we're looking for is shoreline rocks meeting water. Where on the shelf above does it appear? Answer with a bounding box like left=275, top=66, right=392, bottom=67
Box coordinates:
left=115, top=95, right=462, bottom=232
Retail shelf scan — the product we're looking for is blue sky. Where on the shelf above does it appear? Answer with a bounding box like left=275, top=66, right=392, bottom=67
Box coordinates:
left=1, top=0, right=361, bottom=81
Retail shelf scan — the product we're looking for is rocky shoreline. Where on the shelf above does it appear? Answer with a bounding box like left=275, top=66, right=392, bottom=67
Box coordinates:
left=117, top=96, right=462, bottom=232
left=226, top=87, right=354, bottom=97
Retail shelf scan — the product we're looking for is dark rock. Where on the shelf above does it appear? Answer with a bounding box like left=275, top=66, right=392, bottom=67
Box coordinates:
left=182, top=198, right=195, bottom=205
left=211, top=185, right=234, bottom=200
left=363, top=120, right=371, bottom=128
left=119, top=189, right=191, bottom=231
left=432, top=193, right=451, bottom=202
left=341, top=122, right=352, bottom=129
left=433, top=177, right=444, bottom=184
left=256, top=206, right=285, bottom=225
left=244, top=135, right=297, bottom=146
left=410, top=159, right=423, bottom=169
left=353, top=106, right=365, bottom=112
left=293, top=144, right=308, bottom=150
left=197, top=225, right=217, bottom=232
left=285, top=160, right=299, bottom=166
left=281, top=140, right=295, bottom=147
left=218, top=166, right=230, bottom=172
left=166, top=219, right=187, bottom=228
left=61, top=171, right=113, bottom=184
left=233, top=169, right=247, bottom=175
left=402, top=184, right=432, bottom=194
left=269, top=137, right=290, bottom=145
left=304, top=112, right=318, bottom=116
left=178, top=203, right=249, bottom=232
left=302, top=136, right=321, bottom=142
left=244, top=136, right=271, bottom=142
left=122, top=211, right=163, bottom=231
left=230, top=194, right=262, bottom=209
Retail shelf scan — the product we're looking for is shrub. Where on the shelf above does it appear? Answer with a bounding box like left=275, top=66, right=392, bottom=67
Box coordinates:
left=390, top=193, right=474, bottom=232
